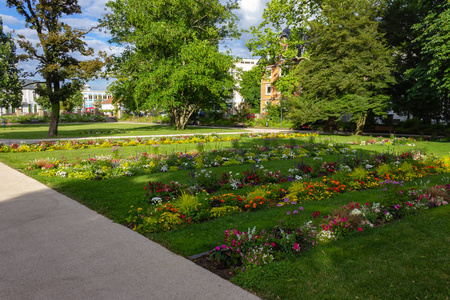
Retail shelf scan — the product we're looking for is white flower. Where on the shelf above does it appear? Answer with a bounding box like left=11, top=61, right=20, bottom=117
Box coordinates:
left=365, top=164, right=374, bottom=169
left=351, top=208, right=362, bottom=215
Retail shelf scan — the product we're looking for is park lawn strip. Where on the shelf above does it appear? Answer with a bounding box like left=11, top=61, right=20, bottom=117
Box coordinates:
left=231, top=203, right=450, bottom=300
left=0, top=123, right=244, bottom=140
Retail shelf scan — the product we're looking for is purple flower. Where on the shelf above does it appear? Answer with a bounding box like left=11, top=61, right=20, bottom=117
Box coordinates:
left=287, top=211, right=291, bottom=215
left=394, top=205, right=400, bottom=210
left=299, top=206, right=304, bottom=211
left=215, top=246, right=221, bottom=251
left=291, top=201, right=297, bottom=205
left=293, top=210, right=299, bottom=214
left=283, top=197, right=290, bottom=203
left=277, top=203, right=282, bottom=207
left=399, top=190, right=403, bottom=194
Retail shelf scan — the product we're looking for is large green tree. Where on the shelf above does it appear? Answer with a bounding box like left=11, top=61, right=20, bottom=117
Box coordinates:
left=249, top=0, right=394, bottom=134
left=380, top=0, right=443, bottom=122
left=0, top=17, right=22, bottom=113
left=405, top=0, right=450, bottom=122
left=103, top=0, right=240, bottom=130
left=6, top=0, right=103, bottom=136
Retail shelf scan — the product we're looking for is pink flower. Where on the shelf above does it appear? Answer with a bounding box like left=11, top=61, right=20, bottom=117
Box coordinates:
left=358, top=228, right=363, bottom=232
left=293, top=243, right=300, bottom=251
left=271, top=242, right=276, bottom=247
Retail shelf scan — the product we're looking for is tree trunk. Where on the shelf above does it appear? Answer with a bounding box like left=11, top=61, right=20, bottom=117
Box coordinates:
left=48, top=100, right=60, bottom=137
left=355, top=112, right=368, bottom=136
left=173, top=107, right=196, bottom=130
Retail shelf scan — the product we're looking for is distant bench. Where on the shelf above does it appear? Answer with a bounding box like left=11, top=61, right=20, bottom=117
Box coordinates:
left=374, top=125, right=394, bottom=132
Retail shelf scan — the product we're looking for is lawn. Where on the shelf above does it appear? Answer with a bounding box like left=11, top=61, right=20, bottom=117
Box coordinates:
left=0, top=122, right=245, bottom=140
left=0, top=132, right=449, bottom=299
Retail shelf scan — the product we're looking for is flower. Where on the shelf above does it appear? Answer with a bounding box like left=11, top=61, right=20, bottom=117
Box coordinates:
left=293, top=210, right=299, bottom=214
left=358, top=228, right=363, bottom=232
left=299, top=206, right=304, bottom=211
left=287, top=211, right=291, bottom=215
left=293, top=243, right=300, bottom=251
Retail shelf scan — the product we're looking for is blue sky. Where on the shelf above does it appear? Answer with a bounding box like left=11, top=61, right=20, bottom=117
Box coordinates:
left=0, top=0, right=269, bottom=90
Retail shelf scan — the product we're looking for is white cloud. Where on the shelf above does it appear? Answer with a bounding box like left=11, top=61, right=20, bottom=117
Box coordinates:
left=78, top=0, right=111, bottom=18
left=0, top=13, right=24, bottom=26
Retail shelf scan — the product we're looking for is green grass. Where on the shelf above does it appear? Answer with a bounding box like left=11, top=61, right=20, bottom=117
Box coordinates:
left=0, top=133, right=449, bottom=299
left=0, top=122, right=245, bottom=140
left=232, top=203, right=450, bottom=299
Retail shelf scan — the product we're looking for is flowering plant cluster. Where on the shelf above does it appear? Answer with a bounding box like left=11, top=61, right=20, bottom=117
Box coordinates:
left=32, top=140, right=348, bottom=180
left=0, top=132, right=319, bottom=153
left=125, top=153, right=449, bottom=233
left=145, top=181, right=183, bottom=203
left=210, top=183, right=450, bottom=270
left=357, top=135, right=416, bottom=147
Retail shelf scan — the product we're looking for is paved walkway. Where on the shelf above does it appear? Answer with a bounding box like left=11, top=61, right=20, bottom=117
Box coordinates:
left=0, top=162, right=260, bottom=300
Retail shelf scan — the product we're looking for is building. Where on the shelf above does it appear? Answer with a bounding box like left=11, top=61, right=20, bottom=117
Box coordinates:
left=0, top=79, right=41, bottom=115
left=230, top=58, right=259, bottom=111
left=82, top=85, right=111, bottom=110
left=259, top=28, right=306, bottom=115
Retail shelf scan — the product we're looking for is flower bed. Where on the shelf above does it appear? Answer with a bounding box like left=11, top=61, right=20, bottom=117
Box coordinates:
left=29, top=140, right=348, bottom=180
left=126, top=151, right=449, bottom=234
left=0, top=132, right=318, bottom=153
left=209, top=183, right=450, bottom=270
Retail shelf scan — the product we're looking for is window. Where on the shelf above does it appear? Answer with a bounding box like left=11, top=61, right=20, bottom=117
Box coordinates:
left=265, top=85, right=272, bottom=95
left=89, top=95, right=93, bottom=100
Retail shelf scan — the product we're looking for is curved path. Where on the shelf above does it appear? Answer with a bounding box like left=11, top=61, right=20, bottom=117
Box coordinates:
left=0, top=162, right=260, bottom=299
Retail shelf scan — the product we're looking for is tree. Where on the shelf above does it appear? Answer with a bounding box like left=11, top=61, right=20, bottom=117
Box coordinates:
left=249, top=0, right=394, bottom=134
left=6, top=0, right=103, bottom=136
left=405, top=0, right=450, bottom=122
left=103, top=0, right=240, bottom=130
left=380, top=0, right=442, bottom=122
left=35, top=81, right=84, bottom=112
left=0, top=17, right=22, bottom=113
left=239, top=67, right=262, bottom=111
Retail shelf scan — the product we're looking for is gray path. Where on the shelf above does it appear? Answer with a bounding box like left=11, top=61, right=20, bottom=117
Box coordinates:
left=0, top=162, right=260, bottom=300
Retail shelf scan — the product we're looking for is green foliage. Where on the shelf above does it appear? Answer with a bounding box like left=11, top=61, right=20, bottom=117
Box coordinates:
left=239, top=67, right=262, bottom=110
left=175, top=192, right=201, bottom=217
left=6, top=0, right=104, bottom=136
left=0, top=17, right=21, bottom=110
left=405, top=0, right=450, bottom=122
left=103, top=0, right=240, bottom=130
left=291, top=0, right=394, bottom=134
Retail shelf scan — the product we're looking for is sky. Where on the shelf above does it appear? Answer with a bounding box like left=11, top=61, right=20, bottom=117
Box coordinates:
left=0, top=0, right=270, bottom=90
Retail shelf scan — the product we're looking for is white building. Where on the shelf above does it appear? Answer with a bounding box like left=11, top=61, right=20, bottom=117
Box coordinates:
left=82, top=85, right=111, bottom=112
left=0, top=79, right=41, bottom=115
left=230, top=58, right=259, bottom=109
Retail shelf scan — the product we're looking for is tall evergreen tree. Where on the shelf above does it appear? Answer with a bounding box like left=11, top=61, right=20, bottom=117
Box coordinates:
left=0, top=17, right=22, bottom=113
left=103, top=0, right=241, bottom=130
left=249, top=0, right=394, bottom=134
left=6, top=0, right=103, bottom=136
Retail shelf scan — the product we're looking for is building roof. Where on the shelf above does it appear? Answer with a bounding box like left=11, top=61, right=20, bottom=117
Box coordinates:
left=101, top=97, right=114, bottom=105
